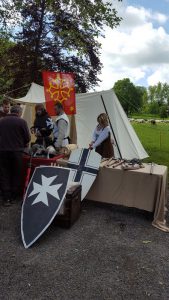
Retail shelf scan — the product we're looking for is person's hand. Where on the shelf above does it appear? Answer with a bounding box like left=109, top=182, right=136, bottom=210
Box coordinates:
left=35, top=131, right=42, bottom=137
left=30, top=127, right=35, bottom=134
left=55, top=147, right=61, bottom=154
left=89, top=144, right=93, bottom=150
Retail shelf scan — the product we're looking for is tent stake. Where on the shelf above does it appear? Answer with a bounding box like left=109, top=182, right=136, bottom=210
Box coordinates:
left=100, top=95, right=122, bottom=159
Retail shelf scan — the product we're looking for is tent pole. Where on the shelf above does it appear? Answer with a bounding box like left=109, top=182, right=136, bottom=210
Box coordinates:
left=100, top=95, right=122, bottom=159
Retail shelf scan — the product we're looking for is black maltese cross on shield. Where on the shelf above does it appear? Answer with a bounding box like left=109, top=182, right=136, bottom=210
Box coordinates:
left=21, top=166, right=70, bottom=248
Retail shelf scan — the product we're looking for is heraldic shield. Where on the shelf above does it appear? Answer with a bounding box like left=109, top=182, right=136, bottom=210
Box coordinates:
left=21, top=166, right=70, bottom=248
left=68, top=148, right=101, bottom=201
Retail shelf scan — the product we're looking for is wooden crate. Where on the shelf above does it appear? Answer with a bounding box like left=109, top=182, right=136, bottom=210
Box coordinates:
left=54, top=185, right=82, bottom=228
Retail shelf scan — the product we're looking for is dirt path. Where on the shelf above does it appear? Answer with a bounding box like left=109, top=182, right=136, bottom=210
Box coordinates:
left=0, top=198, right=169, bottom=300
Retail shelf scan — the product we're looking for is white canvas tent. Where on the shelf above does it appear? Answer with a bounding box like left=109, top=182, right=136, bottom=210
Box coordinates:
left=14, top=82, right=148, bottom=159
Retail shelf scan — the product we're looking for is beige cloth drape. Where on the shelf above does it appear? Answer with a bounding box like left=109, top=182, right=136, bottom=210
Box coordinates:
left=57, top=159, right=168, bottom=232
left=86, top=163, right=169, bottom=232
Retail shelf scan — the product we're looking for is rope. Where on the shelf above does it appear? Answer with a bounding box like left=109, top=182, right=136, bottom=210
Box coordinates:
left=4, top=83, right=31, bottom=96
left=1, top=83, right=31, bottom=99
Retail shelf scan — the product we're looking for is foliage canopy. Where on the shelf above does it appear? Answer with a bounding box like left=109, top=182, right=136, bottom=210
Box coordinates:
left=0, top=0, right=122, bottom=97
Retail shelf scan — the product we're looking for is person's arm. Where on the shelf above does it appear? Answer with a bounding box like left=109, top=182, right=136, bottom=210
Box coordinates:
left=92, top=128, right=97, bottom=143
left=89, top=127, right=97, bottom=150
left=92, top=127, right=109, bottom=149
left=55, top=119, right=67, bottom=148
left=42, top=117, right=54, bottom=136
left=89, top=127, right=97, bottom=148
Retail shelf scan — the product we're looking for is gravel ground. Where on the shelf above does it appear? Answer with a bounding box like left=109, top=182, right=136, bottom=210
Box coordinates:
left=0, top=196, right=169, bottom=300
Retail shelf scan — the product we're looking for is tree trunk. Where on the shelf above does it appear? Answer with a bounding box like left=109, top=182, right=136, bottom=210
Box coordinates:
left=32, top=0, right=46, bottom=82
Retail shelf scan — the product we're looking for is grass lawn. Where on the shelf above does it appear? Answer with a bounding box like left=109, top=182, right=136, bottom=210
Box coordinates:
left=131, top=114, right=169, bottom=120
left=132, top=122, right=169, bottom=169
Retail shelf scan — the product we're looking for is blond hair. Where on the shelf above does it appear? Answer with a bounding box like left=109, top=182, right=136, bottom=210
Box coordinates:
left=97, top=113, right=109, bottom=128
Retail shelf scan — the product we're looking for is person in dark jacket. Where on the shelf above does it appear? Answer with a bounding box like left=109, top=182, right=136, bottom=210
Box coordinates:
left=0, top=105, right=30, bottom=206
left=31, top=104, right=53, bottom=147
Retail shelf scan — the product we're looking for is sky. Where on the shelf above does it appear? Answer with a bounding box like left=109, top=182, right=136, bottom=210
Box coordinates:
left=96, top=0, right=169, bottom=91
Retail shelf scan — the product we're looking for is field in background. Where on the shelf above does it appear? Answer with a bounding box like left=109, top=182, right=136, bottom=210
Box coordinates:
left=132, top=122, right=169, bottom=169
left=131, top=114, right=169, bottom=120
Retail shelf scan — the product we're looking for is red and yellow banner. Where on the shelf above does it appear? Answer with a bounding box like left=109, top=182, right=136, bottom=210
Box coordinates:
left=42, top=71, right=76, bottom=115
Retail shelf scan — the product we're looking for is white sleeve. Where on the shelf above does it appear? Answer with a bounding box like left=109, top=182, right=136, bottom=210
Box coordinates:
left=92, top=127, right=110, bottom=148
left=92, top=127, right=97, bottom=142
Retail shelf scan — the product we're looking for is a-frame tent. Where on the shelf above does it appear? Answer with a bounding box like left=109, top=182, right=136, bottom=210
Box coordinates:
left=13, top=82, right=148, bottom=160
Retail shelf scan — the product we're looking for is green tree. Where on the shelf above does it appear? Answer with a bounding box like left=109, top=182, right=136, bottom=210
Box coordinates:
left=148, top=101, right=159, bottom=114
left=135, top=85, right=147, bottom=112
left=147, top=85, right=156, bottom=103
left=155, top=82, right=162, bottom=105
left=113, top=78, right=143, bottom=115
left=0, top=0, right=122, bottom=95
left=147, top=82, right=169, bottom=106
left=159, top=105, right=168, bottom=119
left=141, top=88, right=149, bottom=113
left=0, top=33, right=16, bottom=100
left=162, top=83, right=169, bottom=105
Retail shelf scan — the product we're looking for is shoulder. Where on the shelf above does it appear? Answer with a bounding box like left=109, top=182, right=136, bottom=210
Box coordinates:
left=0, top=114, right=10, bottom=122
left=0, top=111, right=6, bottom=118
left=18, top=117, right=28, bottom=126
left=62, top=113, right=69, bottom=122
left=45, top=113, right=51, bottom=119
left=100, top=126, right=110, bottom=135
left=103, top=126, right=110, bottom=132
left=56, top=114, right=69, bottom=124
left=96, top=124, right=102, bottom=131
left=57, top=118, right=67, bottom=126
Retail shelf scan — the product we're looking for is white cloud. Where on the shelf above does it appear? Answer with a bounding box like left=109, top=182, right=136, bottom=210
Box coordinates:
left=148, top=67, right=169, bottom=86
left=96, top=3, right=169, bottom=90
left=152, top=12, right=168, bottom=24
left=116, top=4, right=168, bottom=30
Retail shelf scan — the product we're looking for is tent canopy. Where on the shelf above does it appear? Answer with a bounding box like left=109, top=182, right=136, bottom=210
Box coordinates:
left=15, top=82, right=46, bottom=104
left=14, top=82, right=148, bottom=160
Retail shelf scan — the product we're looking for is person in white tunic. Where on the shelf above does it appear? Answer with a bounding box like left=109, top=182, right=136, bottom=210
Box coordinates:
left=89, top=113, right=114, bottom=158
left=53, top=102, right=70, bottom=150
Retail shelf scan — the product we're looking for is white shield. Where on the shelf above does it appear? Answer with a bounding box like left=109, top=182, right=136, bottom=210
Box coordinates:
left=68, top=148, right=101, bottom=200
